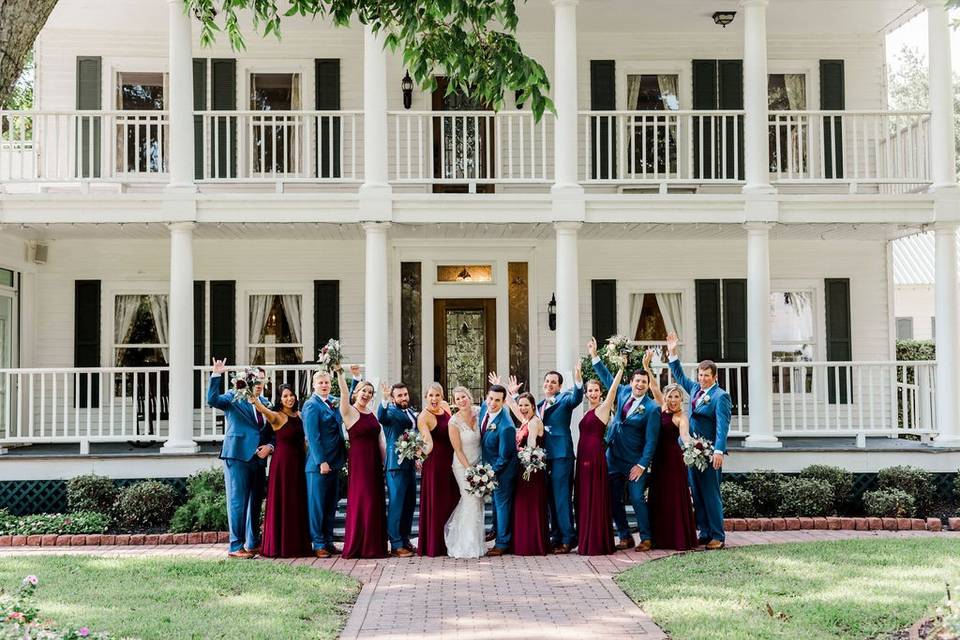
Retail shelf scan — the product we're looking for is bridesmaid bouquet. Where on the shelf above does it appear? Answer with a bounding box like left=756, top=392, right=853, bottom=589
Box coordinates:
left=464, top=463, right=497, bottom=498
left=603, top=334, right=635, bottom=367
left=682, top=436, right=715, bottom=472
left=317, top=339, right=343, bottom=373
left=394, top=428, right=427, bottom=464
left=517, top=445, right=547, bottom=481
left=231, top=367, right=265, bottom=403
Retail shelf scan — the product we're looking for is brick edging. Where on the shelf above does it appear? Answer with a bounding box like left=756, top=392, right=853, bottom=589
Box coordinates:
left=724, top=517, right=956, bottom=533
left=0, top=531, right=229, bottom=547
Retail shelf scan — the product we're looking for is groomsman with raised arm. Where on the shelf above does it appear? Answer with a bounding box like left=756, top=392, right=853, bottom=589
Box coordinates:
left=538, top=366, right=584, bottom=554
left=378, top=382, right=418, bottom=558
left=479, top=383, right=517, bottom=557
left=207, top=359, right=275, bottom=559
left=665, top=332, right=731, bottom=550
left=588, top=338, right=661, bottom=552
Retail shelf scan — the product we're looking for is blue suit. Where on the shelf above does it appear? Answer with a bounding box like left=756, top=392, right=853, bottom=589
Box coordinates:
left=479, top=406, right=517, bottom=550
left=538, top=385, right=584, bottom=546
left=668, top=358, right=731, bottom=542
left=208, top=375, right=274, bottom=553
left=378, top=401, right=418, bottom=551
left=302, top=393, right=347, bottom=552
left=592, top=359, right=661, bottom=542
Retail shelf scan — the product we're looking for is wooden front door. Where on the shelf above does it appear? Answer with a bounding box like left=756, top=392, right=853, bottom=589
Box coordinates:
left=433, top=298, right=497, bottom=401
left=432, top=77, right=495, bottom=193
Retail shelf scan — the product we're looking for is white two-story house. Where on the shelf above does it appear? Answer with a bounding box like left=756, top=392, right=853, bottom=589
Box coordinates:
left=0, top=0, right=958, bottom=484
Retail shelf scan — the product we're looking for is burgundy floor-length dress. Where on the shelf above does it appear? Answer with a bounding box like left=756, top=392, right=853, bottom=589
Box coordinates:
left=648, top=412, right=699, bottom=551
left=574, top=408, right=615, bottom=555
left=342, top=411, right=388, bottom=559
left=513, top=423, right=550, bottom=556
left=417, top=411, right=459, bottom=556
left=262, top=415, right=312, bottom=558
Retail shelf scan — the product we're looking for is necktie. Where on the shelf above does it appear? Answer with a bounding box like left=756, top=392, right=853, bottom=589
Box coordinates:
left=622, top=397, right=635, bottom=419
left=322, top=397, right=334, bottom=410
left=406, top=409, right=416, bottom=426
left=481, top=413, right=490, bottom=436
left=256, top=410, right=264, bottom=428
left=692, top=388, right=705, bottom=408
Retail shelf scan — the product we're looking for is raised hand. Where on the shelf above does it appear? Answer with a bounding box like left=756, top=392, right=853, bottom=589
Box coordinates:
left=574, top=361, right=583, bottom=384
left=666, top=332, right=680, bottom=357
left=212, top=358, right=227, bottom=375
left=380, top=381, right=391, bottom=399
left=587, top=337, right=598, bottom=359
left=488, top=371, right=502, bottom=386
left=349, top=364, right=362, bottom=378
left=642, top=348, right=655, bottom=369
left=507, top=375, right=523, bottom=396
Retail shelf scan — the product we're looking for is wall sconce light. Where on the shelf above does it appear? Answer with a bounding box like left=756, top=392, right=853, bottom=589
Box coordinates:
left=712, top=11, right=736, bottom=28
left=548, top=293, right=557, bottom=331
left=401, top=71, right=414, bottom=110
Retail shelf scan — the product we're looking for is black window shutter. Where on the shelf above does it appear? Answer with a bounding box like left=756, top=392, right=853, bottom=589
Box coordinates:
left=694, top=279, right=722, bottom=361
left=76, top=56, right=102, bottom=178
left=820, top=60, right=845, bottom=179
left=209, top=281, right=235, bottom=393
left=718, top=60, right=745, bottom=180
left=590, top=280, right=617, bottom=342
left=211, top=58, right=237, bottom=178
left=589, top=60, right=616, bottom=180
left=193, top=281, right=205, bottom=408
left=74, top=280, right=101, bottom=408
left=825, top=278, right=852, bottom=404
left=315, top=59, right=342, bottom=179
left=721, top=279, right=748, bottom=362
left=314, top=280, right=340, bottom=358
left=192, top=58, right=207, bottom=180
left=692, top=60, right=718, bottom=179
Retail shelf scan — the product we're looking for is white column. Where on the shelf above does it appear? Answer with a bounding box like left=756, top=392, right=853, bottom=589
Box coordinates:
left=552, top=0, right=580, bottom=192
left=363, top=223, right=390, bottom=387
left=161, top=222, right=200, bottom=454
left=554, top=222, right=581, bottom=379
left=362, top=24, right=389, bottom=189
left=741, top=0, right=773, bottom=194
left=744, top=223, right=780, bottom=447
left=933, top=222, right=960, bottom=446
left=167, top=0, right=196, bottom=189
left=925, top=0, right=959, bottom=190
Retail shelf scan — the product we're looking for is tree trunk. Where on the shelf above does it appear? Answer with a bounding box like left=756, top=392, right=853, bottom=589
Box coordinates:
left=0, top=0, right=59, bottom=106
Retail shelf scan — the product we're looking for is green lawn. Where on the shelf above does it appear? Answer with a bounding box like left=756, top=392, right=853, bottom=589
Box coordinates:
left=0, top=556, right=359, bottom=639
left=617, top=538, right=960, bottom=640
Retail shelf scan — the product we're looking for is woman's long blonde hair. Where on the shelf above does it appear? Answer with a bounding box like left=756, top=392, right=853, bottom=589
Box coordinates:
left=451, top=385, right=474, bottom=405
left=662, top=383, right=688, bottom=414
left=423, top=381, right=445, bottom=402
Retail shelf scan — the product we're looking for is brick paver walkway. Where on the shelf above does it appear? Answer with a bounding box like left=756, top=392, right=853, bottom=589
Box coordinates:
left=1, top=530, right=954, bottom=639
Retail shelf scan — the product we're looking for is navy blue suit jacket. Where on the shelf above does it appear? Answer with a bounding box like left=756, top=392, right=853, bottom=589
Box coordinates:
left=378, top=402, right=417, bottom=472
left=592, top=359, right=661, bottom=472
left=668, top=358, right=732, bottom=453
left=479, top=406, right=517, bottom=478
left=302, top=393, right=347, bottom=472
left=538, top=385, right=584, bottom=460
left=207, top=374, right=274, bottom=462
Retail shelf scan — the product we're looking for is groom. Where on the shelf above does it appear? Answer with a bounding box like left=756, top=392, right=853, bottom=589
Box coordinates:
left=479, top=383, right=517, bottom=557
left=378, top=382, right=418, bottom=558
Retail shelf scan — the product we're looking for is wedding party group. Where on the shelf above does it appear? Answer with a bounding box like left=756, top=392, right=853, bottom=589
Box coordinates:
left=206, top=331, right=731, bottom=561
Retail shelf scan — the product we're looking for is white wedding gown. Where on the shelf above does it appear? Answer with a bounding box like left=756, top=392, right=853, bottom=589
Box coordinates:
left=443, top=414, right=487, bottom=558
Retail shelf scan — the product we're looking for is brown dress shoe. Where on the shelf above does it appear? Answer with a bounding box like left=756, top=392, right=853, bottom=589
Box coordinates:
left=393, top=547, right=414, bottom=558
left=705, top=539, right=725, bottom=551
left=485, top=547, right=506, bottom=557
left=634, top=540, right=652, bottom=552
left=615, top=537, right=633, bottom=550
left=314, top=548, right=332, bottom=559
left=553, top=544, right=573, bottom=555
left=228, top=549, right=254, bottom=559
left=246, top=547, right=261, bottom=557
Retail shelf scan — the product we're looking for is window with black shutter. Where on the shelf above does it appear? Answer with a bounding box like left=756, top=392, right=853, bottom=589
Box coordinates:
left=590, top=60, right=616, bottom=180
left=591, top=280, right=617, bottom=342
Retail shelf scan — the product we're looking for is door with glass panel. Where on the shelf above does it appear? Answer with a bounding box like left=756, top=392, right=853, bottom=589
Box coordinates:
left=116, top=72, right=168, bottom=175
left=0, top=269, right=17, bottom=437
left=249, top=73, right=302, bottom=176
left=432, top=77, right=494, bottom=193
left=433, top=299, right=496, bottom=402
left=626, top=74, right=680, bottom=180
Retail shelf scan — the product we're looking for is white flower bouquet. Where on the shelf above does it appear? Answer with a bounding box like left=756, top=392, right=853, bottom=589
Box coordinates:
left=394, top=428, right=427, bottom=464
left=317, top=338, right=343, bottom=373
left=682, top=436, right=715, bottom=472
left=464, top=463, right=498, bottom=498
left=517, top=445, right=547, bottom=481
left=231, top=367, right=264, bottom=402
left=603, top=334, right=635, bottom=367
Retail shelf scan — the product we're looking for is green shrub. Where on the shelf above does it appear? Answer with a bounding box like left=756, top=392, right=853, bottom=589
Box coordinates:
left=799, top=465, right=854, bottom=513
left=743, top=470, right=785, bottom=516
left=954, top=470, right=960, bottom=503
left=876, top=466, right=933, bottom=515
left=0, top=511, right=110, bottom=536
left=115, top=481, right=177, bottom=529
left=720, top=482, right=756, bottom=518
left=778, top=478, right=834, bottom=517
left=863, top=488, right=916, bottom=518
left=896, top=340, right=935, bottom=361
left=0, top=508, right=16, bottom=534
left=66, top=474, right=118, bottom=516
left=169, top=468, right=227, bottom=533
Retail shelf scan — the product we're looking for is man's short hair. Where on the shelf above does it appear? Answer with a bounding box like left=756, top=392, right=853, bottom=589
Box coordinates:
left=630, top=369, right=650, bottom=382
left=698, top=360, right=718, bottom=377
left=312, top=371, right=331, bottom=383
left=390, top=382, right=408, bottom=395
left=544, top=370, right=564, bottom=385
left=487, top=384, right=507, bottom=400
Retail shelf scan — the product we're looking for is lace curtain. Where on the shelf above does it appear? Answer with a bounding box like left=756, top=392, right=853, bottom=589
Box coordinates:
left=656, top=75, right=679, bottom=111
left=784, top=74, right=806, bottom=110
left=280, top=294, right=303, bottom=359
left=249, top=295, right=273, bottom=362
left=148, top=294, right=170, bottom=362
left=655, top=293, right=683, bottom=337
left=628, top=293, right=645, bottom=340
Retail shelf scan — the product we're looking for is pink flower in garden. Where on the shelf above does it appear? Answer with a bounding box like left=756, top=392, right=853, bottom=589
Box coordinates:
left=23, top=575, right=38, bottom=586
left=78, top=627, right=90, bottom=637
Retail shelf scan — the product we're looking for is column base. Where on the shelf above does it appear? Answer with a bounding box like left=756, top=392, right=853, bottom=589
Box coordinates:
left=743, top=434, right=782, bottom=448
left=930, top=435, right=960, bottom=449
left=159, top=441, right=201, bottom=455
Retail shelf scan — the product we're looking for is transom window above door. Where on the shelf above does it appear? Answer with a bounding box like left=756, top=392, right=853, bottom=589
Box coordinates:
left=248, top=294, right=303, bottom=365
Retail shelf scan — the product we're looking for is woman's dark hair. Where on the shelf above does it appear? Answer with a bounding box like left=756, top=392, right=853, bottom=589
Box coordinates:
left=517, top=392, right=537, bottom=408
left=277, top=383, right=298, bottom=409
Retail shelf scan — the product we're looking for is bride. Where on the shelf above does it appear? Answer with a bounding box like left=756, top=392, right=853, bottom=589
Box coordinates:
left=443, top=386, right=487, bottom=558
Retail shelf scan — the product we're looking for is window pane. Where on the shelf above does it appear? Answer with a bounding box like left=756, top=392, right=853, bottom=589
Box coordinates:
left=896, top=317, right=914, bottom=340
left=249, top=294, right=302, bottom=354
left=119, top=72, right=164, bottom=110
left=115, top=295, right=162, bottom=345
left=0, top=268, right=14, bottom=288
left=770, top=291, right=814, bottom=343
left=437, top=265, right=493, bottom=283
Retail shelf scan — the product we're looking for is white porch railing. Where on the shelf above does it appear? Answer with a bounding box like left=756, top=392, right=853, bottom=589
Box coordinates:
left=0, top=361, right=938, bottom=450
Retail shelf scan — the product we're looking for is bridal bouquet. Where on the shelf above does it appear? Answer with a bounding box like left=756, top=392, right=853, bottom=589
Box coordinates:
left=604, top=334, right=635, bottom=367
left=317, top=339, right=343, bottom=373
left=464, top=463, right=497, bottom=498
left=682, top=436, right=715, bottom=472
left=394, top=428, right=427, bottom=464
left=517, top=445, right=547, bottom=481
left=231, top=367, right=265, bottom=402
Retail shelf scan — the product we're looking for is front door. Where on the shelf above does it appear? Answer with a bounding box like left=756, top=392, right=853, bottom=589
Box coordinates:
left=432, top=77, right=495, bottom=193
left=433, top=299, right=496, bottom=401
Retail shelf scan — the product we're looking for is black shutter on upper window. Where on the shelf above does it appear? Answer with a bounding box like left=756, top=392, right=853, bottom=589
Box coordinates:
left=315, top=59, right=342, bottom=178
left=722, top=278, right=749, bottom=414
left=825, top=278, right=852, bottom=404
left=211, top=58, right=237, bottom=178
left=718, top=60, right=745, bottom=180
left=76, top=56, right=102, bottom=178
left=692, top=60, right=718, bottom=180
left=590, top=280, right=618, bottom=343
left=193, top=281, right=205, bottom=408
left=209, top=281, right=235, bottom=394
left=314, top=280, right=340, bottom=359
left=192, top=59, right=207, bottom=180
left=820, top=60, right=845, bottom=179
left=694, top=279, right=722, bottom=361
left=590, top=60, right=616, bottom=180
left=74, top=280, right=101, bottom=408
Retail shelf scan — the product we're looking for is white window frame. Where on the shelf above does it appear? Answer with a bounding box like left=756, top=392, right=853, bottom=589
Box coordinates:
left=0, top=267, right=19, bottom=369
left=242, top=287, right=309, bottom=366
left=617, top=62, right=690, bottom=112
left=617, top=280, right=693, bottom=354
left=109, top=291, right=170, bottom=367
left=770, top=287, right=819, bottom=361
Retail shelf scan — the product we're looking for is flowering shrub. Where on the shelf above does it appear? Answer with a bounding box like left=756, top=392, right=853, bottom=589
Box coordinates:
left=0, top=512, right=109, bottom=537
left=1, top=575, right=111, bottom=639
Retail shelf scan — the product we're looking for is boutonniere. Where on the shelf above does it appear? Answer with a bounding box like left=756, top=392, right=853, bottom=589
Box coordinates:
left=702, top=394, right=711, bottom=405
left=487, top=423, right=498, bottom=432
left=637, top=405, right=646, bottom=415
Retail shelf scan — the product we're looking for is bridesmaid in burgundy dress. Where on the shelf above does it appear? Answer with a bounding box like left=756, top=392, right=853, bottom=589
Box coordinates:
left=575, top=364, right=624, bottom=555
left=506, top=390, right=550, bottom=556
left=417, top=382, right=459, bottom=557
left=336, top=369, right=387, bottom=559
left=644, top=351, right=698, bottom=551
left=252, top=384, right=311, bottom=557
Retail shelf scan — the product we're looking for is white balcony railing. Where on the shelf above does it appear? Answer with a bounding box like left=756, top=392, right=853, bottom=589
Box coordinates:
left=0, top=361, right=937, bottom=450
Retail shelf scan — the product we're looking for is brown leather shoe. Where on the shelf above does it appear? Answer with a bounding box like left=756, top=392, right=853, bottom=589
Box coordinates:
left=485, top=547, right=506, bottom=557
left=228, top=549, right=254, bottom=559
left=705, top=539, right=725, bottom=551
left=314, top=548, right=332, bottom=559
left=393, top=547, right=414, bottom=558
left=245, top=547, right=261, bottom=557
left=553, top=544, right=573, bottom=555
left=615, top=537, right=633, bottom=550
left=634, top=540, right=652, bottom=552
